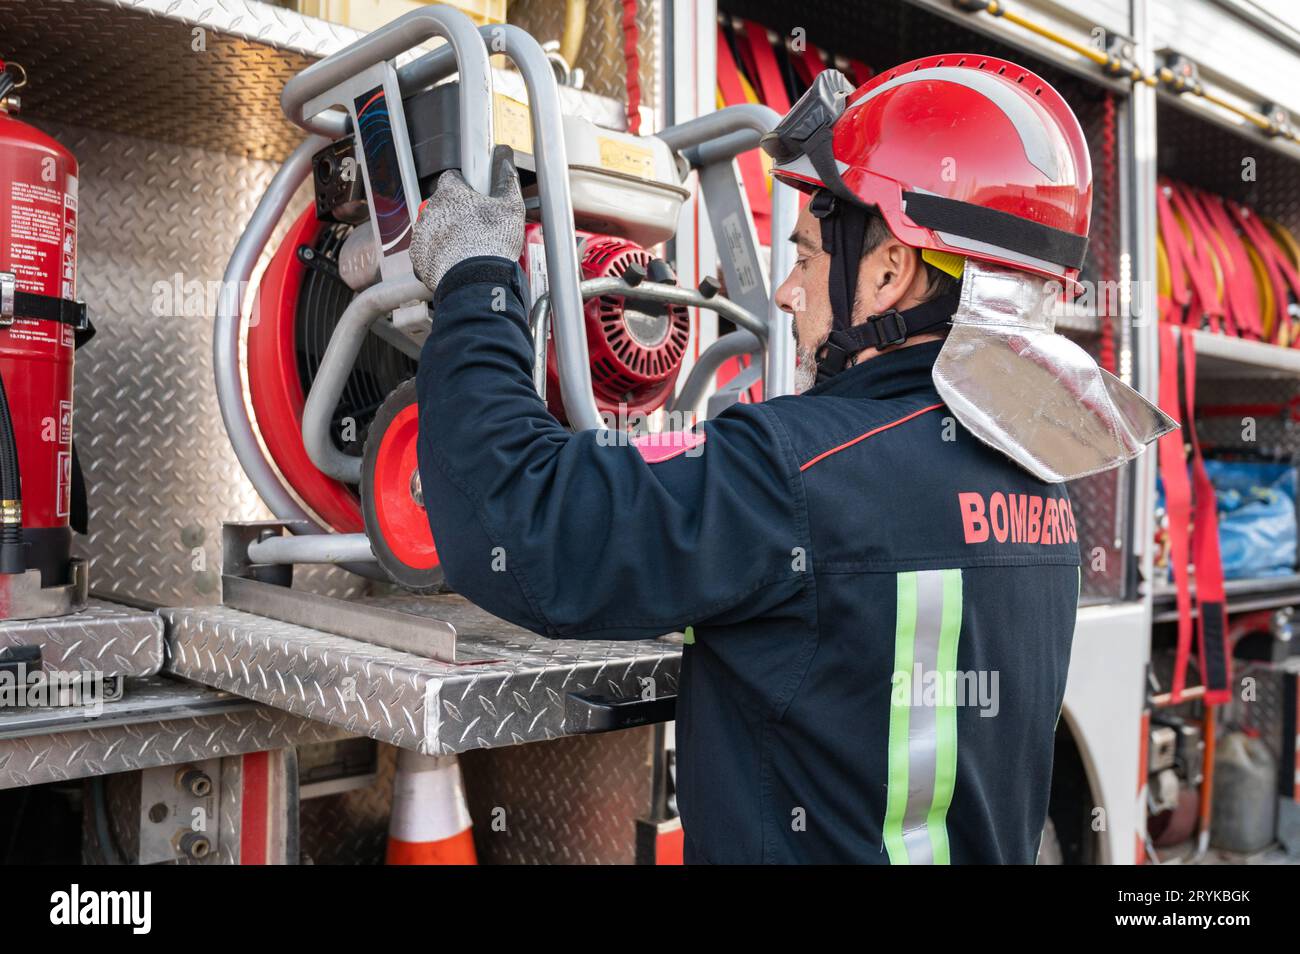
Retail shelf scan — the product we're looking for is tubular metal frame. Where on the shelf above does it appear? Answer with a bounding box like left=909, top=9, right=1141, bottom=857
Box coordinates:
left=217, top=5, right=796, bottom=574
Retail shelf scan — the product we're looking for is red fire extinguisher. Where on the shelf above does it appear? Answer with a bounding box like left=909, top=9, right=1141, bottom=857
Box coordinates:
left=0, top=59, right=85, bottom=604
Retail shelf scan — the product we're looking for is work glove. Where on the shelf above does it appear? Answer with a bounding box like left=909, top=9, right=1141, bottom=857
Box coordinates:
left=410, top=144, right=526, bottom=294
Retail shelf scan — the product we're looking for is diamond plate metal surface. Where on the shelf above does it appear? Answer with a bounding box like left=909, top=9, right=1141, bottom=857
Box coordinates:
left=0, top=675, right=347, bottom=790
left=1158, top=99, right=1300, bottom=234
left=0, top=0, right=360, bottom=162
left=2, top=0, right=652, bottom=161
left=0, top=598, right=163, bottom=677
left=23, top=120, right=368, bottom=607
left=1223, top=662, right=1286, bottom=766
left=461, top=726, right=656, bottom=865
left=161, top=594, right=682, bottom=754
left=509, top=0, right=658, bottom=113
left=298, top=740, right=396, bottom=864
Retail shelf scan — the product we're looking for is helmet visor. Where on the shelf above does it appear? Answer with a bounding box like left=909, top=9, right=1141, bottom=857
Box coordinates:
left=761, top=69, right=856, bottom=166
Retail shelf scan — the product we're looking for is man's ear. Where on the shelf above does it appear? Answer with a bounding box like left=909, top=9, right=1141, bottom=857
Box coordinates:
left=857, top=240, right=918, bottom=315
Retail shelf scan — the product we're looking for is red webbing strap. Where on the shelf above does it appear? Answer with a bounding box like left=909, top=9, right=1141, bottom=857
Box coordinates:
left=1167, top=184, right=1226, bottom=334
left=845, top=57, right=874, bottom=86
left=1178, top=187, right=1238, bottom=336
left=1097, top=91, right=1118, bottom=374
left=1180, top=330, right=1232, bottom=704
left=716, top=26, right=771, bottom=244
left=1156, top=183, right=1192, bottom=319
left=791, top=43, right=827, bottom=87
left=742, top=20, right=791, bottom=114
left=1232, top=201, right=1300, bottom=347
left=622, top=0, right=642, bottom=135
left=728, top=20, right=761, bottom=97
left=1157, top=324, right=1196, bottom=702
left=1199, top=190, right=1262, bottom=341
left=1229, top=201, right=1289, bottom=345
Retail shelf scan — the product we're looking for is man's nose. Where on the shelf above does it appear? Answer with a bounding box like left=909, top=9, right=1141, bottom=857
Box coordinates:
left=775, top=271, right=799, bottom=315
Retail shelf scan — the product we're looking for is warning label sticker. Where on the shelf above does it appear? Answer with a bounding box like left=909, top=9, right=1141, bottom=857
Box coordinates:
left=62, top=175, right=78, bottom=300
left=597, top=137, right=656, bottom=180
left=721, top=212, right=761, bottom=295
left=3, top=174, right=76, bottom=345
left=527, top=241, right=548, bottom=310
left=56, top=450, right=72, bottom=518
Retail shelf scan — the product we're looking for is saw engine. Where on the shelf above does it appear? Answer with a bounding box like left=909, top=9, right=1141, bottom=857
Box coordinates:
left=529, top=225, right=691, bottom=425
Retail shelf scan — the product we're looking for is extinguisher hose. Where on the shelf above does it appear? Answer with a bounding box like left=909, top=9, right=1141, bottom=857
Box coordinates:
left=0, top=370, right=24, bottom=575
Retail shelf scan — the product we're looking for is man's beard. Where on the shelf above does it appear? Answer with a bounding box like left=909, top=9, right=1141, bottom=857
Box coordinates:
left=794, top=345, right=819, bottom=394
left=792, top=320, right=821, bottom=394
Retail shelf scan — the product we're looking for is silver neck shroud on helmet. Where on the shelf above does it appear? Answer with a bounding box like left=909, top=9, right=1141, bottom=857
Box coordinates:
left=932, top=260, right=1176, bottom=483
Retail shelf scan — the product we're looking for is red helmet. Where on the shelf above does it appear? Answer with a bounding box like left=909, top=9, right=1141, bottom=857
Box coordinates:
left=763, top=53, right=1092, bottom=289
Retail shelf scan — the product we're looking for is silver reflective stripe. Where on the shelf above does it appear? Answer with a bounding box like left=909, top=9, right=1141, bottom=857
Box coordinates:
left=884, top=568, right=964, bottom=864
left=773, top=152, right=850, bottom=185
left=900, top=568, right=947, bottom=864
left=929, top=227, right=1070, bottom=278
left=848, top=66, right=1061, bottom=181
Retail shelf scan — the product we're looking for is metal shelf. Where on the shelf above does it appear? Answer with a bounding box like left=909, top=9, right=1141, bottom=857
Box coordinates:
left=1156, top=86, right=1300, bottom=168
left=0, top=674, right=251, bottom=741
left=1151, top=572, right=1300, bottom=622
left=0, top=674, right=346, bottom=790
left=0, top=598, right=166, bottom=678
left=1189, top=329, right=1300, bottom=378
left=161, top=593, right=682, bottom=755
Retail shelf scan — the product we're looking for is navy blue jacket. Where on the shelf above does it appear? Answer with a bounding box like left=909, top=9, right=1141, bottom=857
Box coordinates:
left=416, top=256, right=1081, bottom=864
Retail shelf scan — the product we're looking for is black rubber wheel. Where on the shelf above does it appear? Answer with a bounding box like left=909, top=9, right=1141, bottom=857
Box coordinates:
left=361, top=379, right=444, bottom=593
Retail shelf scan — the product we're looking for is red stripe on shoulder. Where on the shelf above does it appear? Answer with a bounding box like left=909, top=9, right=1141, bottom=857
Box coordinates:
left=799, top=402, right=945, bottom=472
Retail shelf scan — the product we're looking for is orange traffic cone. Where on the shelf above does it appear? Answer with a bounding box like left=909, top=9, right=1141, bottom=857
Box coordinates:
left=386, top=749, right=477, bottom=865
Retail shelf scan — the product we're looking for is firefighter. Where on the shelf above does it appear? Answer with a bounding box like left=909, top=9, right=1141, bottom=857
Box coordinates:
left=408, top=56, right=1172, bottom=864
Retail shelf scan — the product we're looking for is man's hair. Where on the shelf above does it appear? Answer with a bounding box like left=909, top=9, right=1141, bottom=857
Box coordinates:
left=861, top=209, right=960, bottom=301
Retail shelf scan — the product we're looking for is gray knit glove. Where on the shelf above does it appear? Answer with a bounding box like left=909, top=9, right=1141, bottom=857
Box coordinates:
left=410, top=144, right=525, bottom=294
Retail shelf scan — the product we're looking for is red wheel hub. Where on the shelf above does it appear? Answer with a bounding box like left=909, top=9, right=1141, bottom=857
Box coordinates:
left=371, top=403, right=438, bottom=570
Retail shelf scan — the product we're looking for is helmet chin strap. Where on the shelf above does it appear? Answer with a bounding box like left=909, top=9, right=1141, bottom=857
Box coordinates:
left=813, top=293, right=961, bottom=384
left=809, top=189, right=957, bottom=385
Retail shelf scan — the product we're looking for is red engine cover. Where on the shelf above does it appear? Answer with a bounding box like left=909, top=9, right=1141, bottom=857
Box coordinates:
left=0, top=108, right=78, bottom=554
left=526, top=225, right=690, bottom=425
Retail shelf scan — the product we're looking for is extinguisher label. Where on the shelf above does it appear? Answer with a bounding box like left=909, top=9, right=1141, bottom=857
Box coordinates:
left=59, top=400, right=72, bottom=445
left=5, top=168, right=74, bottom=348
left=62, top=175, right=78, bottom=301
left=56, top=450, right=71, bottom=518
left=8, top=179, right=63, bottom=303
